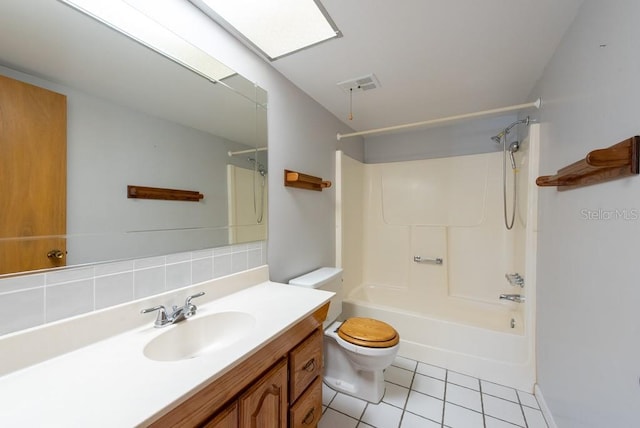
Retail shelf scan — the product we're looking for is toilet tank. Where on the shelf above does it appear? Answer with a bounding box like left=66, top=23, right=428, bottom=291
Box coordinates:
left=289, top=267, right=343, bottom=327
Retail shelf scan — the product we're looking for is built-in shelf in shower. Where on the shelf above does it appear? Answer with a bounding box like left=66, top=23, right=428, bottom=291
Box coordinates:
left=536, top=136, right=639, bottom=189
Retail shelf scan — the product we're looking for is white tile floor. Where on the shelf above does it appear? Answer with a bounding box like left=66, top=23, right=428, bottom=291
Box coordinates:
left=319, top=356, right=548, bottom=428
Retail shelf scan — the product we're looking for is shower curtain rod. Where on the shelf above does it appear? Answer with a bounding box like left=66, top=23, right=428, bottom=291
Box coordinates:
left=336, top=98, right=541, bottom=141
left=228, top=147, right=267, bottom=157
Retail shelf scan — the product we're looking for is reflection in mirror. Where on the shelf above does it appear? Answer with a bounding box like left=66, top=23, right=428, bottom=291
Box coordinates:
left=0, top=0, right=268, bottom=278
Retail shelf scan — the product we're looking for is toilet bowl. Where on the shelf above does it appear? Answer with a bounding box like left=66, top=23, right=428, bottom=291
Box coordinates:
left=289, top=268, right=400, bottom=403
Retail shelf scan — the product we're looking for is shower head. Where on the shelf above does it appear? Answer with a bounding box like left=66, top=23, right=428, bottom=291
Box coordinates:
left=491, top=132, right=505, bottom=144
left=247, top=157, right=266, bottom=176
left=491, top=116, right=530, bottom=144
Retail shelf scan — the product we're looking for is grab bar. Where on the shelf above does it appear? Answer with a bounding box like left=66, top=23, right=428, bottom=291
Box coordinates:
left=413, top=256, right=443, bottom=265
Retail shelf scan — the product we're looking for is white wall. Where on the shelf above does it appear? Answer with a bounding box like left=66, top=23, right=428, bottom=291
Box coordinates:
left=529, top=1, right=640, bottom=426
left=152, top=0, right=364, bottom=282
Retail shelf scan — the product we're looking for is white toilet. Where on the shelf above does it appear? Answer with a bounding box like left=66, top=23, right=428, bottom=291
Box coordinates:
left=289, top=267, right=400, bottom=403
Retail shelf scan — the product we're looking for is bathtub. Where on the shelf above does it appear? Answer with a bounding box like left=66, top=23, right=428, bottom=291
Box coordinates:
left=336, top=124, right=540, bottom=392
left=342, top=284, right=535, bottom=392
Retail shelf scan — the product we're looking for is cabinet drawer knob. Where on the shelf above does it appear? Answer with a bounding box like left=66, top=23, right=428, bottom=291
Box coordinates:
left=302, top=408, right=315, bottom=425
left=303, top=358, right=316, bottom=372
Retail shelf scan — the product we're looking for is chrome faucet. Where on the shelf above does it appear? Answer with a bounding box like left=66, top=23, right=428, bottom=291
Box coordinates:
left=505, top=273, right=524, bottom=287
left=141, top=291, right=205, bottom=328
left=499, top=294, right=525, bottom=303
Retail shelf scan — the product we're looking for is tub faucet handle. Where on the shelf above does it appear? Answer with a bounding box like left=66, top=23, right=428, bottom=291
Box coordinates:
left=505, top=273, right=524, bottom=287
left=499, top=294, right=525, bottom=303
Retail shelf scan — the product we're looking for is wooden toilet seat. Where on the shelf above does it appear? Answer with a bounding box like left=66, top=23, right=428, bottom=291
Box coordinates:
left=337, top=317, right=400, bottom=348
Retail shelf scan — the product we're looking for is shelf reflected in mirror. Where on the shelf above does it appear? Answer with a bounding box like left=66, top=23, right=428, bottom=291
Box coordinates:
left=0, top=0, right=268, bottom=277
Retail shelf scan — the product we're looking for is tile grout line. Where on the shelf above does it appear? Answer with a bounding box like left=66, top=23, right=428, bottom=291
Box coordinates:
left=479, top=379, right=486, bottom=428
left=516, top=391, right=529, bottom=428
left=396, top=363, right=418, bottom=427
left=441, top=369, right=448, bottom=428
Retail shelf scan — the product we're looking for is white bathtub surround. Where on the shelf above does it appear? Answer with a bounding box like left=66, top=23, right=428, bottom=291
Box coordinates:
left=0, top=240, right=266, bottom=336
left=0, top=266, right=333, bottom=426
left=336, top=125, right=539, bottom=391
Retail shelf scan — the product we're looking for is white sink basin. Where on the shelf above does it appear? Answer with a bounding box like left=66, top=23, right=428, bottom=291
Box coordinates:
left=143, top=311, right=256, bottom=362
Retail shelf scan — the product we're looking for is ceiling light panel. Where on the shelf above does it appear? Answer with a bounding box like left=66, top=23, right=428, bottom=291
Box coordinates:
left=190, top=0, right=341, bottom=60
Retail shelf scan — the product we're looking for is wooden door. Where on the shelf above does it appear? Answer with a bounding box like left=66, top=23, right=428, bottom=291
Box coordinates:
left=0, top=74, right=67, bottom=275
left=239, top=359, right=288, bottom=428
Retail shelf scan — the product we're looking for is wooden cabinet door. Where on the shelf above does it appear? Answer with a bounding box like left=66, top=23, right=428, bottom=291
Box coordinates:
left=239, top=358, right=288, bottom=428
left=0, top=74, right=67, bottom=275
left=204, top=402, right=238, bottom=428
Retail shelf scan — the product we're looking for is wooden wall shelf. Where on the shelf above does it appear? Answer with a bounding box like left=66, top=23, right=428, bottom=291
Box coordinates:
left=284, top=170, right=332, bottom=191
left=127, top=185, right=204, bottom=201
left=536, top=136, right=640, bottom=190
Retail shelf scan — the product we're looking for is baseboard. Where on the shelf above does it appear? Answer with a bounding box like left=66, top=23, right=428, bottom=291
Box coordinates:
left=534, top=383, right=557, bottom=428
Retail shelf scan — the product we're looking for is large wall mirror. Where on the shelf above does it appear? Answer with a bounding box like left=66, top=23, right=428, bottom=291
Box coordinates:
left=0, top=0, right=268, bottom=276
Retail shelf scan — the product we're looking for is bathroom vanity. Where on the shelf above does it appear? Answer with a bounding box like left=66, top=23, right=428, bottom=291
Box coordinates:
left=0, top=267, right=332, bottom=427
left=152, top=308, right=326, bottom=427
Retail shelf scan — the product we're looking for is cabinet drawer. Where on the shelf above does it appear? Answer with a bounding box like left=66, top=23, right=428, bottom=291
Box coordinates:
left=289, top=376, right=322, bottom=428
left=289, top=328, right=323, bottom=402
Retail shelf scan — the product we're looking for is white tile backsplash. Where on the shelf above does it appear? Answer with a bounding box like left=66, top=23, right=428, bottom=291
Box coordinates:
left=0, top=288, right=45, bottom=335
left=45, top=279, right=94, bottom=322
left=0, top=241, right=266, bottom=336
left=231, top=251, right=248, bottom=273
left=46, top=266, right=94, bottom=285
left=0, top=273, right=45, bottom=293
left=213, top=254, right=232, bottom=277
left=95, top=272, right=134, bottom=309
left=191, top=257, right=214, bottom=284
left=134, top=266, right=165, bottom=299
left=166, top=261, right=191, bottom=290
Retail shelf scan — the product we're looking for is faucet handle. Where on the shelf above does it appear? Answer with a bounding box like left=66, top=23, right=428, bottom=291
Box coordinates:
left=141, top=305, right=169, bottom=327
left=185, top=291, right=205, bottom=307
left=183, top=292, right=205, bottom=318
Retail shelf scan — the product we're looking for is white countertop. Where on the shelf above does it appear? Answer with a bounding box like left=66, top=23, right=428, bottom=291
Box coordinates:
left=0, top=278, right=332, bottom=427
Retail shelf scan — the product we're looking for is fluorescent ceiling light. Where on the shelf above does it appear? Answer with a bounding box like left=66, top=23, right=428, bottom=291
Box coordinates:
left=190, top=0, right=341, bottom=60
left=60, top=0, right=236, bottom=81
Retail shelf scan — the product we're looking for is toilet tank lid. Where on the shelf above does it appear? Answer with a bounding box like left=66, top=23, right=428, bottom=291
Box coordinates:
left=288, top=267, right=343, bottom=288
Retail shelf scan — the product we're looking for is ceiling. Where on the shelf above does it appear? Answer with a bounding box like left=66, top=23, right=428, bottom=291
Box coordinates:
left=270, top=0, right=584, bottom=134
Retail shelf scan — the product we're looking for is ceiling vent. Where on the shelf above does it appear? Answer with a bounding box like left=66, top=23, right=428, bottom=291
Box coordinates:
left=337, top=73, right=380, bottom=93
